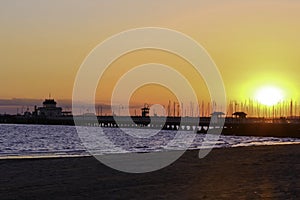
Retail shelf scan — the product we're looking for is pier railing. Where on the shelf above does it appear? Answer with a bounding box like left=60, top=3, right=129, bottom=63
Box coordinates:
left=1, top=114, right=300, bottom=137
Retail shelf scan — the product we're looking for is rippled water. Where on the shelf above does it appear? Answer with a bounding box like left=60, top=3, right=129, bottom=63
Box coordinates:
left=0, top=124, right=299, bottom=158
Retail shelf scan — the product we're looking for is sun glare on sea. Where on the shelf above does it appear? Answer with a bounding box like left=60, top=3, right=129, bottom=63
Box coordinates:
left=255, top=86, right=284, bottom=106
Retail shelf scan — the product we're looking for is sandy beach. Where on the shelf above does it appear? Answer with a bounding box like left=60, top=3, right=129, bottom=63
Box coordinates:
left=0, top=144, right=299, bottom=200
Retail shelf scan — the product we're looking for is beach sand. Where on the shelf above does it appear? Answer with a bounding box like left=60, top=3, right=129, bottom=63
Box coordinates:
left=0, top=145, right=299, bottom=200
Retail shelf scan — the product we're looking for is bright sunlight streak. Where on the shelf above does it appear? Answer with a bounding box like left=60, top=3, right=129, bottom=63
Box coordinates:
left=255, top=86, right=285, bottom=106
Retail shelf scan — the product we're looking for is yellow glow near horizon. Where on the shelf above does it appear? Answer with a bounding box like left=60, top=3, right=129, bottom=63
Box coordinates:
left=255, top=86, right=284, bottom=106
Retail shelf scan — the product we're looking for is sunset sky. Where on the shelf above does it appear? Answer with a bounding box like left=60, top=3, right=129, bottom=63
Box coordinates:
left=1, top=0, right=300, bottom=113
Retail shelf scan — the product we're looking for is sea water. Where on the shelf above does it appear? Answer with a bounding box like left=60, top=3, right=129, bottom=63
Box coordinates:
left=0, top=124, right=299, bottom=159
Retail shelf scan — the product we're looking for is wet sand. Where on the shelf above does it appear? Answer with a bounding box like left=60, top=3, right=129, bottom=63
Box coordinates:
left=0, top=145, right=299, bottom=200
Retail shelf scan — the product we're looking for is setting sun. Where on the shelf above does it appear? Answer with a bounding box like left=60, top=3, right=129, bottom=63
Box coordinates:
left=255, top=86, right=284, bottom=106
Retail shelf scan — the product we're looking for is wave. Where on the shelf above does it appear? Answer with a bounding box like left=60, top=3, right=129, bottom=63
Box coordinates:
left=0, top=124, right=300, bottom=159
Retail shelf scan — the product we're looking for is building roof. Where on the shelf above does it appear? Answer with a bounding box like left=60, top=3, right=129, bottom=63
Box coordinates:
left=211, top=112, right=225, bottom=116
left=232, top=112, right=247, bottom=116
left=232, top=112, right=247, bottom=118
left=43, top=99, right=57, bottom=105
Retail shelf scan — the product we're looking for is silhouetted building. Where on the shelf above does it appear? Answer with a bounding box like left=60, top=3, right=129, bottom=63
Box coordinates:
left=211, top=112, right=225, bottom=117
left=36, top=99, right=62, bottom=117
left=211, top=112, right=225, bottom=124
left=232, top=112, right=247, bottom=118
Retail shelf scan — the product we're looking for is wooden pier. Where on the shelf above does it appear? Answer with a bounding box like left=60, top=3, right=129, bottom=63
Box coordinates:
left=1, top=114, right=300, bottom=138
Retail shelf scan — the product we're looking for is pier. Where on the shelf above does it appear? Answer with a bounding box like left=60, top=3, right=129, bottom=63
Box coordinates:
left=1, top=114, right=300, bottom=138
left=1, top=98, right=300, bottom=138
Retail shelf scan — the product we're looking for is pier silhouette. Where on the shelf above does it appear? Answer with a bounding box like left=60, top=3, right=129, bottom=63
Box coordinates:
left=1, top=98, right=300, bottom=138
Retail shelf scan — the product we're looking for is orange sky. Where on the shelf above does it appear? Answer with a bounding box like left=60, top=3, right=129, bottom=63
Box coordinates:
left=1, top=0, right=300, bottom=106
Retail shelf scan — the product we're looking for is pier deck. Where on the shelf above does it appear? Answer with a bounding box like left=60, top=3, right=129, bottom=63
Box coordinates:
left=1, top=115, right=300, bottom=138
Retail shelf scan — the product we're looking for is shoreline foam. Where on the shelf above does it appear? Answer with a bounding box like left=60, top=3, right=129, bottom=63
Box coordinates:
left=1, top=142, right=300, bottom=160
